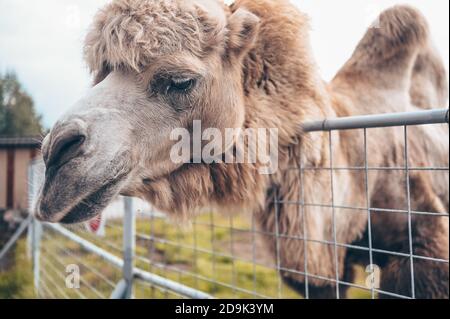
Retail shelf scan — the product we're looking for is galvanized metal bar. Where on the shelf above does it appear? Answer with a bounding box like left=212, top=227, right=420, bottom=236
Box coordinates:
left=133, top=267, right=213, bottom=299
left=302, top=108, right=449, bottom=132
left=209, top=210, right=217, bottom=294
left=0, top=215, right=32, bottom=261
left=110, top=279, right=128, bottom=299
left=32, top=217, right=42, bottom=294
left=404, top=126, right=416, bottom=298
left=328, top=131, right=340, bottom=299
left=45, top=223, right=213, bottom=299
left=123, top=197, right=135, bottom=298
left=26, top=217, right=33, bottom=260
left=250, top=208, right=258, bottom=298
left=363, top=129, right=376, bottom=299
left=297, top=142, right=309, bottom=298
left=148, top=205, right=157, bottom=299
left=273, top=188, right=283, bottom=298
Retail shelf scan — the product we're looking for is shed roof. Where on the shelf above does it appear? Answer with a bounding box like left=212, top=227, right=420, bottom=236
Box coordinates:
left=0, top=137, right=42, bottom=148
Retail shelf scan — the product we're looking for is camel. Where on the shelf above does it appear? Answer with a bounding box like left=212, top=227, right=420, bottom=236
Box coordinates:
left=35, top=0, right=449, bottom=298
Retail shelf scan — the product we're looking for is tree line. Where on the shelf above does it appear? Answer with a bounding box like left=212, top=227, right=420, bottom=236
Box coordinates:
left=0, top=72, right=44, bottom=137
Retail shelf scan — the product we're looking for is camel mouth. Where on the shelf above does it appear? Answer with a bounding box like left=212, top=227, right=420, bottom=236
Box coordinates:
left=36, top=175, right=124, bottom=225
left=58, top=179, right=121, bottom=224
left=37, top=159, right=131, bottom=224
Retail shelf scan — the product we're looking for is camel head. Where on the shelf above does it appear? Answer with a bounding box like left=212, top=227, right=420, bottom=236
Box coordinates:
left=36, top=0, right=261, bottom=224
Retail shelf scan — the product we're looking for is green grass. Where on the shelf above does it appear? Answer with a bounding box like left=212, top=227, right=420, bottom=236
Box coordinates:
left=130, top=214, right=301, bottom=299
left=0, top=239, right=35, bottom=299
left=32, top=212, right=371, bottom=299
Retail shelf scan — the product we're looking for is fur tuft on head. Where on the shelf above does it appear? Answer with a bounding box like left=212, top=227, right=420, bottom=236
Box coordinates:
left=84, top=0, right=228, bottom=75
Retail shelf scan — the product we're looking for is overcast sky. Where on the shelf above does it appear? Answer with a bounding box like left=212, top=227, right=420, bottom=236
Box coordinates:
left=0, top=0, right=448, bottom=128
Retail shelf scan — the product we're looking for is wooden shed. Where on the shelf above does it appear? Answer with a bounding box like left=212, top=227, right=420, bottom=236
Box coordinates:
left=0, top=137, right=41, bottom=211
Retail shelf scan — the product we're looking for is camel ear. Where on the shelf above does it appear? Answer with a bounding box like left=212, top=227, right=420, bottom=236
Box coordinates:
left=226, top=8, right=260, bottom=58
left=93, top=62, right=112, bottom=86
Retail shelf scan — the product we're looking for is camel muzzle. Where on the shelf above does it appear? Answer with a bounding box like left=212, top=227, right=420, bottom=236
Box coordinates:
left=35, top=117, right=132, bottom=224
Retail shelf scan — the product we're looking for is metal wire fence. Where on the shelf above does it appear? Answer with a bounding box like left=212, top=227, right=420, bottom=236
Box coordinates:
left=25, top=108, right=449, bottom=299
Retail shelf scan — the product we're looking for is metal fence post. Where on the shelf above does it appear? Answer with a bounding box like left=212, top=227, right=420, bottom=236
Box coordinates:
left=31, top=217, right=42, bottom=295
left=26, top=219, right=33, bottom=260
left=27, top=164, right=34, bottom=260
left=27, top=161, right=42, bottom=295
left=123, top=197, right=135, bottom=298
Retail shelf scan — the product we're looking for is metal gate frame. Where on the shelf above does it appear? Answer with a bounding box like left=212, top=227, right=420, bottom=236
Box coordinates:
left=25, top=108, right=448, bottom=299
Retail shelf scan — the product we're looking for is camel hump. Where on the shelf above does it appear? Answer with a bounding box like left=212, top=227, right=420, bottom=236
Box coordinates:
left=333, top=5, right=447, bottom=103
left=375, top=5, right=429, bottom=53
left=410, top=44, right=449, bottom=109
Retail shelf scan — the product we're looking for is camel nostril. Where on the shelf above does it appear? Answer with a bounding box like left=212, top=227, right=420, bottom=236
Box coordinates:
left=46, top=131, right=86, bottom=170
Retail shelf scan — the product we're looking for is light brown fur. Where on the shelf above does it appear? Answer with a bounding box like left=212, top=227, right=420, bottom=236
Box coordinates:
left=40, top=0, right=449, bottom=298
left=136, top=1, right=448, bottom=298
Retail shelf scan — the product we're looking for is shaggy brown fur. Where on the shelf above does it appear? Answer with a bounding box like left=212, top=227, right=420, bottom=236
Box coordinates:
left=42, top=0, right=448, bottom=298
left=91, top=0, right=448, bottom=298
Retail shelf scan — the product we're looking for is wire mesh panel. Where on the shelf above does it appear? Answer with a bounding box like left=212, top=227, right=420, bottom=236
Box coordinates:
left=134, top=210, right=299, bottom=299
left=131, top=114, right=448, bottom=299
left=294, top=114, right=449, bottom=299
left=37, top=221, right=123, bottom=299
left=29, top=109, right=449, bottom=299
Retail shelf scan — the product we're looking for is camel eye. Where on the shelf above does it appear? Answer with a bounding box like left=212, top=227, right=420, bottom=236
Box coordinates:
left=150, top=75, right=197, bottom=97
left=167, top=78, right=195, bottom=94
